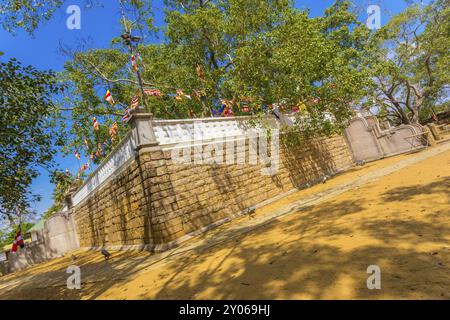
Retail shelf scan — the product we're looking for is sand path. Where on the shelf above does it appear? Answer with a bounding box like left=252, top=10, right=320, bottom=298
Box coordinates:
left=1, top=143, right=449, bottom=299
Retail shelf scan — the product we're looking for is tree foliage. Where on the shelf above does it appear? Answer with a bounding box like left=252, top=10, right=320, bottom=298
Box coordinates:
left=0, top=0, right=154, bottom=35
left=364, top=0, right=450, bottom=124
left=0, top=58, right=64, bottom=220
left=0, top=0, right=63, bottom=34
left=61, top=0, right=373, bottom=159
left=0, top=0, right=152, bottom=223
left=42, top=169, right=74, bottom=219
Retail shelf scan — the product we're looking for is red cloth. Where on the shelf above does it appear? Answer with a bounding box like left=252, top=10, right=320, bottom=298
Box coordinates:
left=11, top=229, right=24, bottom=253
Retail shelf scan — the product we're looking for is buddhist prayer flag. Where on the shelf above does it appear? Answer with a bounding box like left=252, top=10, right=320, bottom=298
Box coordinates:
left=97, top=142, right=103, bottom=155
left=196, top=64, right=205, bottom=81
left=175, top=89, right=184, bottom=101
left=93, top=117, right=100, bottom=131
left=298, top=102, right=308, bottom=113
left=109, top=122, right=118, bottom=142
left=74, top=149, right=80, bottom=160
left=130, top=96, right=139, bottom=109
left=211, top=105, right=222, bottom=117
left=224, top=107, right=233, bottom=117
left=11, top=228, right=25, bottom=253
left=212, top=101, right=227, bottom=117
left=144, top=88, right=162, bottom=97
left=122, top=109, right=130, bottom=124
left=220, top=99, right=228, bottom=116
left=220, top=99, right=234, bottom=117
left=131, top=54, right=139, bottom=72
left=105, top=90, right=115, bottom=105
left=84, top=138, right=89, bottom=149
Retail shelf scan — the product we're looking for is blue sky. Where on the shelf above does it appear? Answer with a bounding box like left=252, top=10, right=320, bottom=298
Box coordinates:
left=0, top=0, right=413, bottom=221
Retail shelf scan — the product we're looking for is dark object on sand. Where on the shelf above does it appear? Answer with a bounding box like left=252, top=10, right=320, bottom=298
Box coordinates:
left=101, top=248, right=112, bottom=260
left=244, top=206, right=256, bottom=217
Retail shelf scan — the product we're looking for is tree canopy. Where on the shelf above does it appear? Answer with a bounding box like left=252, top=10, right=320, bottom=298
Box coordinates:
left=60, top=0, right=373, bottom=160
left=364, top=0, right=450, bottom=124
left=0, top=0, right=150, bottom=222
left=0, top=0, right=63, bottom=34
left=0, top=58, right=64, bottom=220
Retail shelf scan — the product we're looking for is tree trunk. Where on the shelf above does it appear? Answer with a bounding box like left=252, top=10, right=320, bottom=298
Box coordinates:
left=411, top=109, right=420, bottom=124
left=400, top=108, right=411, bottom=125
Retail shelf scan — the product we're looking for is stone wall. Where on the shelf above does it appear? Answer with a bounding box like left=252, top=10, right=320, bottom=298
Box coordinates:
left=2, top=212, right=79, bottom=274
left=74, top=158, right=149, bottom=248
left=73, top=131, right=354, bottom=251
left=344, top=115, right=427, bottom=162
left=43, top=213, right=79, bottom=255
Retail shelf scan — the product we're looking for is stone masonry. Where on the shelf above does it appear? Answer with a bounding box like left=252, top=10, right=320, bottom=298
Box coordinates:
left=73, top=127, right=354, bottom=251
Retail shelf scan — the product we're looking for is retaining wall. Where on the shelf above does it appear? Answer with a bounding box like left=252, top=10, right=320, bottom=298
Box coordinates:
left=73, top=115, right=354, bottom=251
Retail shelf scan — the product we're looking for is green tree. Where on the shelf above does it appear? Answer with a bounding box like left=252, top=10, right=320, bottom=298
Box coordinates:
left=0, top=58, right=64, bottom=221
left=0, top=1, right=153, bottom=224
left=42, top=169, right=74, bottom=219
left=61, top=0, right=373, bottom=158
left=364, top=0, right=450, bottom=124
left=229, top=0, right=371, bottom=135
left=0, top=0, right=63, bottom=34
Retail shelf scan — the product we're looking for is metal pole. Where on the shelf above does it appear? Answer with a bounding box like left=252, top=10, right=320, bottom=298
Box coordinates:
left=129, top=43, right=151, bottom=115
left=119, top=0, right=151, bottom=115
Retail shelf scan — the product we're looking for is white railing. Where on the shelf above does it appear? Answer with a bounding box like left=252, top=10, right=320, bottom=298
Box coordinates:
left=152, top=116, right=276, bottom=146
left=72, top=134, right=136, bottom=207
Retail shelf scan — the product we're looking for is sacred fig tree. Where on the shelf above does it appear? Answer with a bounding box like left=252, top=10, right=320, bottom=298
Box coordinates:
left=60, top=0, right=374, bottom=160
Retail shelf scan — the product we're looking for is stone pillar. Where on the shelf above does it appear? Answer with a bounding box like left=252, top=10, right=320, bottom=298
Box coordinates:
left=127, top=106, right=185, bottom=250
left=64, top=180, right=82, bottom=209
left=427, top=123, right=441, bottom=141
left=128, top=106, right=159, bottom=150
left=423, top=126, right=436, bottom=147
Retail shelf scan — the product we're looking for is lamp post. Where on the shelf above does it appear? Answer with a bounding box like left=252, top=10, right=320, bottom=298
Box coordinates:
left=121, top=32, right=151, bottom=115
left=120, top=32, right=159, bottom=149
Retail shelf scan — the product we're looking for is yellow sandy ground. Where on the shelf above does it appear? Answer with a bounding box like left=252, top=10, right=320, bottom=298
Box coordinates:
left=0, top=145, right=449, bottom=300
